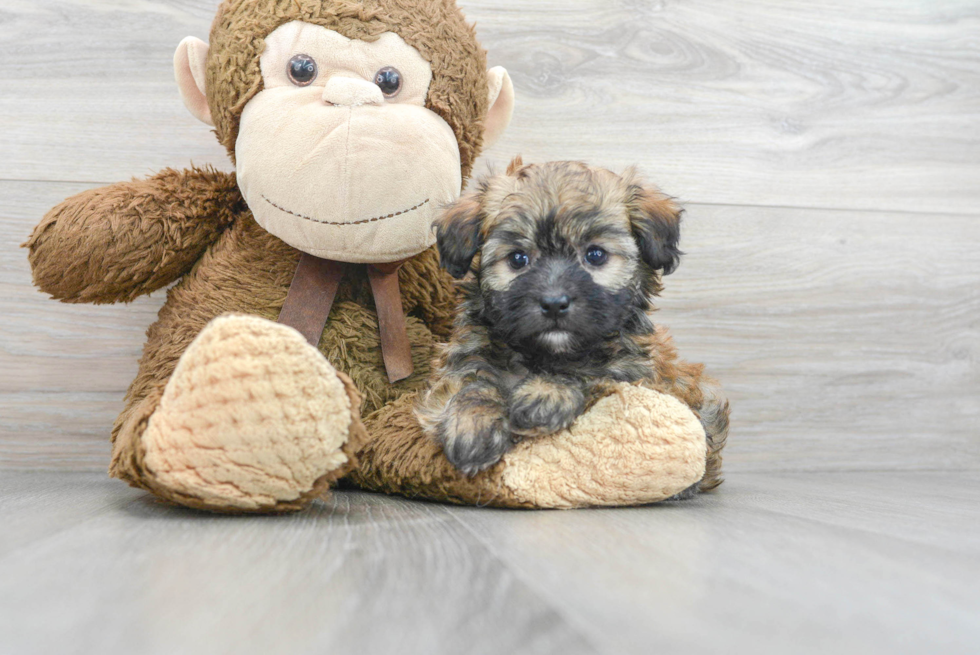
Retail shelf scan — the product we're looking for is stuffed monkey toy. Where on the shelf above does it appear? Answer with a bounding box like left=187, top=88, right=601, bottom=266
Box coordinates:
left=25, top=0, right=722, bottom=512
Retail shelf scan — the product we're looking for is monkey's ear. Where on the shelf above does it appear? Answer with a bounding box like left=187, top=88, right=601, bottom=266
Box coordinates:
left=434, top=193, right=486, bottom=279
left=627, top=184, right=683, bottom=275
left=174, top=36, right=214, bottom=126
left=482, top=67, right=514, bottom=150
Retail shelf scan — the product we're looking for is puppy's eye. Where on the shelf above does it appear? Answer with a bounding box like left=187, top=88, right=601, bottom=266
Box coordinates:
left=585, top=246, right=608, bottom=266
left=287, top=54, right=318, bottom=86
left=508, top=251, right=530, bottom=270
left=374, top=66, right=402, bottom=98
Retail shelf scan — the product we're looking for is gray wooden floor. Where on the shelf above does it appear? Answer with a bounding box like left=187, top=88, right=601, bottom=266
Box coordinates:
left=1, top=1, right=978, bottom=653
left=2, top=470, right=979, bottom=654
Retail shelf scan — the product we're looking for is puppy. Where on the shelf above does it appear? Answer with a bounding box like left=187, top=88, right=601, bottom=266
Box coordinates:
left=418, top=158, right=728, bottom=492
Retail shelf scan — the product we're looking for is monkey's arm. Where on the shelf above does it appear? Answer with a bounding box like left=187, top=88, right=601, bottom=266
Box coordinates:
left=25, top=167, right=242, bottom=304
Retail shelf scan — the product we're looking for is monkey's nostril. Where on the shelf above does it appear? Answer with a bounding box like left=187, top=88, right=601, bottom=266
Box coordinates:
left=540, top=295, right=571, bottom=318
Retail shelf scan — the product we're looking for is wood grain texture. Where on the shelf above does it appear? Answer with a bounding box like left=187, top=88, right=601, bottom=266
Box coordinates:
left=0, top=0, right=229, bottom=182
left=454, top=470, right=980, bottom=654
left=0, top=472, right=598, bottom=655
left=658, top=203, right=980, bottom=471
left=472, top=0, right=980, bottom=214
left=1, top=471, right=978, bottom=655
left=1, top=1, right=978, bottom=213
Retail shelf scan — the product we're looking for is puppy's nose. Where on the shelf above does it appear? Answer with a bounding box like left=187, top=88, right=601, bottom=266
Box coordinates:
left=540, top=295, right=571, bottom=318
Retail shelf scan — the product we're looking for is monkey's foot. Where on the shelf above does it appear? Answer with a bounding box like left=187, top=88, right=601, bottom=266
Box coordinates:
left=498, top=385, right=707, bottom=507
left=137, top=314, right=363, bottom=512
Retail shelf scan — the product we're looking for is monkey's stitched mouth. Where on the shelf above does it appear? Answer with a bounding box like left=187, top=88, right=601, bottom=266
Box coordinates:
left=261, top=194, right=430, bottom=227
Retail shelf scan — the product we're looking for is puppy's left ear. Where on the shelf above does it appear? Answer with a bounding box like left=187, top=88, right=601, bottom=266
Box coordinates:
left=626, top=183, right=683, bottom=275
left=435, top=192, right=486, bottom=279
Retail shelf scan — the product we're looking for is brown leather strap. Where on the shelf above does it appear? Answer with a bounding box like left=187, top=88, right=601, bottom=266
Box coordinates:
left=278, top=253, right=344, bottom=347
left=278, top=253, right=414, bottom=384
left=368, top=260, right=414, bottom=384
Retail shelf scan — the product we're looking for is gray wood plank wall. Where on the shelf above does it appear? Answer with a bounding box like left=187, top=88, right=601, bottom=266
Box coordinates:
left=1, top=0, right=978, bottom=473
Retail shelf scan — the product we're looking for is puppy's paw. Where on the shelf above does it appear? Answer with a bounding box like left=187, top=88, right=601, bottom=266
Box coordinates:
left=444, top=418, right=512, bottom=477
left=509, top=376, right=586, bottom=435
left=437, top=387, right=513, bottom=476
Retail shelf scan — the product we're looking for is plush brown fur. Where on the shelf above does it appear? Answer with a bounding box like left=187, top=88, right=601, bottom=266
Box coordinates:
left=419, top=160, right=729, bottom=487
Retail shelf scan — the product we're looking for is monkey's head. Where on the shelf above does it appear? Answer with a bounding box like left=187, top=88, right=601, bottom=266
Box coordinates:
left=174, top=0, right=514, bottom=263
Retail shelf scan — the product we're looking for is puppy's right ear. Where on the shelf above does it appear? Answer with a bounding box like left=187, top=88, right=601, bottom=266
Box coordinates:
left=435, top=193, right=485, bottom=279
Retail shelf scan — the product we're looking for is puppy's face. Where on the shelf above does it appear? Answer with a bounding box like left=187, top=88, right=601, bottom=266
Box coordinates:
left=436, top=159, right=683, bottom=356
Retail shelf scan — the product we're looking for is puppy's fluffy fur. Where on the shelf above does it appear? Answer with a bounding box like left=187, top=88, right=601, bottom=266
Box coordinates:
left=418, top=158, right=728, bottom=492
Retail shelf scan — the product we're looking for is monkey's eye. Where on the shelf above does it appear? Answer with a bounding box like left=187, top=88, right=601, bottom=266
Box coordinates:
left=287, top=54, right=318, bottom=86
left=585, top=246, right=608, bottom=266
left=508, top=251, right=530, bottom=270
left=374, top=67, right=403, bottom=98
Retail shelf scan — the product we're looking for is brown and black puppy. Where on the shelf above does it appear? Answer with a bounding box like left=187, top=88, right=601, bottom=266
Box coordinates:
left=418, top=158, right=729, bottom=486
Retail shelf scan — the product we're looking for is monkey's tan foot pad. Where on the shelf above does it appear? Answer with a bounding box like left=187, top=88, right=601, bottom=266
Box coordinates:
left=139, top=314, right=354, bottom=512
left=500, top=385, right=706, bottom=508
